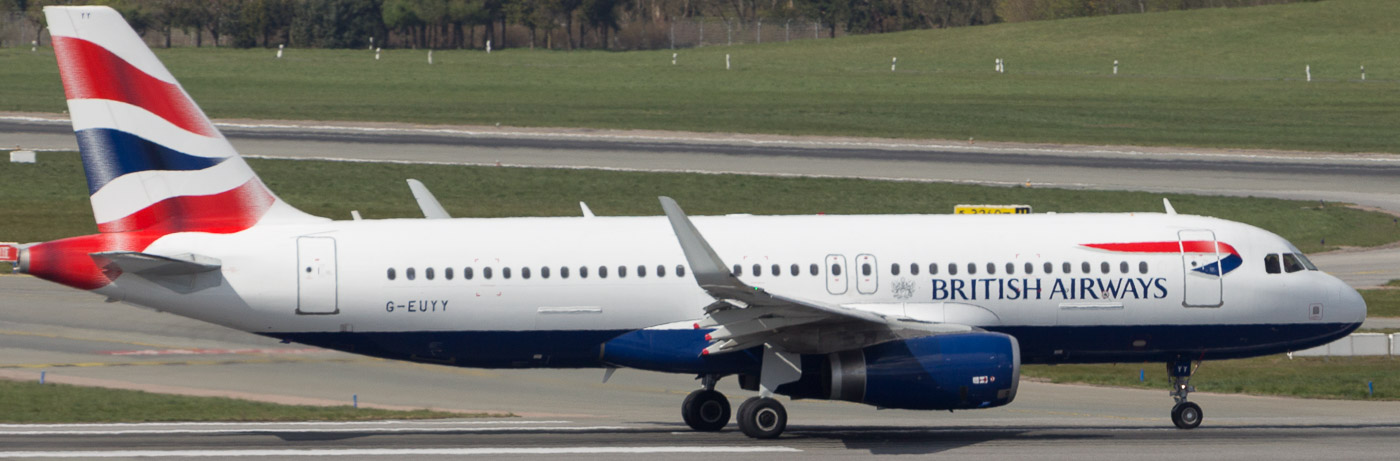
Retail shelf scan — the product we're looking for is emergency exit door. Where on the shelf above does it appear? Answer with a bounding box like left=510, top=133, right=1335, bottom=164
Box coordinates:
left=1179, top=230, right=1223, bottom=308
left=296, top=236, right=339, bottom=315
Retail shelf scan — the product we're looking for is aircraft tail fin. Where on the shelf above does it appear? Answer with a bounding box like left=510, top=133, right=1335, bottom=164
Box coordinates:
left=45, top=6, right=321, bottom=235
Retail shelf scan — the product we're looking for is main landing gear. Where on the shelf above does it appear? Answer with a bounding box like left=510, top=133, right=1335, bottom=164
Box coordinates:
left=1168, top=357, right=1203, bottom=430
left=681, top=375, right=730, bottom=432
left=680, top=374, right=790, bottom=439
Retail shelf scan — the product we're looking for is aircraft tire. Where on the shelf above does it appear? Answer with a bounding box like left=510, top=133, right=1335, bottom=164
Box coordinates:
left=1171, top=401, right=1203, bottom=430
left=681, top=389, right=731, bottom=431
left=737, top=397, right=787, bottom=439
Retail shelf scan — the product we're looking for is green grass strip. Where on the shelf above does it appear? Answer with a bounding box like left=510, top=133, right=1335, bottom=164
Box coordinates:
left=3, top=1, right=1398, bottom=152
left=0, top=379, right=479, bottom=423
left=2, top=152, right=1398, bottom=255
left=1024, top=355, right=1400, bottom=401
left=1363, top=289, right=1400, bottom=318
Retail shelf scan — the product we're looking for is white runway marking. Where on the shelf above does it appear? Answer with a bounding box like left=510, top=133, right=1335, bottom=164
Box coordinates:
left=0, top=425, right=626, bottom=436
left=0, top=420, right=567, bottom=429
left=0, top=446, right=802, bottom=457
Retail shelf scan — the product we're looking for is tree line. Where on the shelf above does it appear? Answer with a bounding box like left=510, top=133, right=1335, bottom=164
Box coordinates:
left=4, top=0, right=1316, bottom=50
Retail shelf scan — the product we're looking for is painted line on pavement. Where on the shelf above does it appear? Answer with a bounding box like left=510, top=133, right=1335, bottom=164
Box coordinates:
left=0, top=425, right=628, bottom=436
left=0, top=446, right=801, bottom=457
left=0, top=420, right=565, bottom=429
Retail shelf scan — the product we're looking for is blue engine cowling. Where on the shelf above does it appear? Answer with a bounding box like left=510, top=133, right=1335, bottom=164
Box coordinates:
left=776, top=332, right=1020, bottom=410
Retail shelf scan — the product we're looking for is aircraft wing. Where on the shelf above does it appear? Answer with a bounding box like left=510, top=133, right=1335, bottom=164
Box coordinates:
left=91, top=251, right=222, bottom=294
left=659, top=197, right=973, bottom=355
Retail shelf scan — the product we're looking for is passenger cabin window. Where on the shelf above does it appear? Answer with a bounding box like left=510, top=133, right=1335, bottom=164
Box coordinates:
left=752, top=264, right=761, bottom=277
left=677, top=265, right=687, bottom=277
left=910, top=263, right=920, bottom=276
left=599, top=266, right=608, bottom=278
left=967, top=263, right=977, bottom=275
left=1119, top=261, right=1129, bottom=274
left=1081, top=262, right=1091, bottom=274
left=862, top=263, right=872, bottom=276
left=1100, top=262, right=1110, bottom=274
left=1024, top=262, right=1032, bottom=274
left=387, top=268, right=396, bottom=280
left=790, top=264, right=800, bottom=276
left=1044, top=262, right=1053, bottom=274
left=542, top=266, right=551, bottom=279
left=1138, top=261, right=1148, bottom=274
left=483, top=267, right=493, bottom=279
left=618, top=266, right=627, bottom=278
left=733, top=264, right=742, bottom=276
left=426, top=267, right=435, bottom=280
left=809, top=264, right=819, bottom=276
left=407, top=267, right=416, bottom=281
left=831, top=264, right=843, bottom=276
left=579, top=266, right=588, bottom=278
left=929, top=263, right=939, bottom=275
left=948, top=263, right=957, bottom=275
left=1264, top=254, right=1281, bottom=274
left=771, top=264, right=780, bottom=276
left=658, top=265, right=667, bottom=277
left=465, top=267, right=474, bottom=280
left=638, top=265, right=647, bottom=278
left=986, top=263, right=995, bottom=274
left=891, top=263, right=901, bottom=276
left=561, top=266, right=570, bottom=278
left=1062, top=262, right=1072, bottom=273
left=1005, top=262, right=1015, bottom=274
left=503, top=267, right=512, bottom=279
left=522, top=267, right=531, bottom=279
left=1281, top=254, right=1306, bottom=273
left=446, top=268, right=454, bottom=280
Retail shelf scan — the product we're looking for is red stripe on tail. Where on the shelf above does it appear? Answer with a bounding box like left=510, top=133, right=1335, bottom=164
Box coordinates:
left=52, top=36, right=217, bottom=137
left=96, top=179, right=275, bottom=234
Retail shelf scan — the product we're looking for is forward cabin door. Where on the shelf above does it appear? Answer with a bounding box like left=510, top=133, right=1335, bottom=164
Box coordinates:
left=296, top=236, right=339, bottom=315
left=825, top=254, right=848, bottom=295
left=1179, top=230, right=1223, bottom=308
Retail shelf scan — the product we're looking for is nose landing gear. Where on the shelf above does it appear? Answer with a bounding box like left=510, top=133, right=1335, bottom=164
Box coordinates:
left=1168, top=357, right=1202, bottom=429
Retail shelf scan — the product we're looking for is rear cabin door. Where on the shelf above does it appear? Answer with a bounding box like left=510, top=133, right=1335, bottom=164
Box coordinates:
left=855, top=254, right=878, bottom=295
left=825, top=254, right=848, bottom=295
left=296, top=236, right=339, bottom=315
left=1179, top=230, right=1223, bottom=308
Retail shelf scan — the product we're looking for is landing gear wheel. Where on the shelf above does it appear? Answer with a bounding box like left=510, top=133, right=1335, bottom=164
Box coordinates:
left=681, top=389, right=730, bottom=431
left=1171, top=401, right=1203, bottom=430
left=737, top=397, right=787, bottom=439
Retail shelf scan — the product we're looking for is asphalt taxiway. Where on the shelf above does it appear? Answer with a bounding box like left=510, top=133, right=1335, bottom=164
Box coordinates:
left=3, top=275, right=1400, bottom=459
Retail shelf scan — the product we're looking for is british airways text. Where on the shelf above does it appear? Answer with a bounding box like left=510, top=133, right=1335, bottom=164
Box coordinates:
left=930, top=277, right=1168, bottom=301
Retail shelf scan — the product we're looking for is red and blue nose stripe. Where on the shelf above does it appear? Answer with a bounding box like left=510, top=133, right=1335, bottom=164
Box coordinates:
left=1082, top=241, right=1243, bottom=276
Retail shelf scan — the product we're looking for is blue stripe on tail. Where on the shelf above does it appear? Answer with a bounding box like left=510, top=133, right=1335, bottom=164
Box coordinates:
left=76, top=128, right=228, bottom=195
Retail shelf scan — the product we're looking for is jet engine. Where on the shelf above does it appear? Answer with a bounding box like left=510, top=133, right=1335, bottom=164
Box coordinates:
left=774, top=332, right=1020, bottom=410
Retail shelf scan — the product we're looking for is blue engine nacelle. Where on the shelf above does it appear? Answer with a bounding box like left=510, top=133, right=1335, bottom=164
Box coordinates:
left=776, top=332, right=1020, bottom=410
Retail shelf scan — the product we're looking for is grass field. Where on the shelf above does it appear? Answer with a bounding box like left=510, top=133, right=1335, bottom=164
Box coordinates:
left=1023, top=354, right=1400, bottom=401
left=1364, top=289, right=1400, bottom=317
left=3, top=152, right=1398, bottom=254
left=2, top=1, right=1398, bottom=152
left=0, top=379, right=472, bottom=423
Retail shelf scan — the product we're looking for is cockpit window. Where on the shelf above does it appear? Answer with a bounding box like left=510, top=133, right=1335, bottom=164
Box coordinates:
left=1264, top=254, right=1281, bottom=274
left=1281, top=253, right=1306, bottom=273
left=1295, top=253, right=1318, bottom=271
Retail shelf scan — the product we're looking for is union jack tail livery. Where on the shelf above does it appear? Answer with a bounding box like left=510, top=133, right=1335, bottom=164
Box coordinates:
left=49, top=6, right=314, bottom=234
left=22, top=6, right=322, bottom=290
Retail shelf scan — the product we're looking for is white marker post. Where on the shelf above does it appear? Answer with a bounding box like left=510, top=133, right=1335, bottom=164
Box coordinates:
left=277, top=44, right=283, bottom=59
left=31, top=40, right=36, bottom=52
left=486, top=40, right=492, bottom=54
left=428, top=50, right=433, bottom=65
left=726, top=53, right=730, bottom=70
left=1113, top=60, right=1118, bottom=75
left=672, top=52, right=677, bottom=65
left=369, top=36, right=374, bottom=50
left=1361, top=64, right=1366, bottom=81
left=1306, top=64, right=1311, bottom=82
left=891, top=57, right=897, bottom=72
left=375, top=48, right=381, bottom=60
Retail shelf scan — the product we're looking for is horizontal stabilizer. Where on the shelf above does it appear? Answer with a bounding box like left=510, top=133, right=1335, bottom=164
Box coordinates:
left=92, top=251, right=222, bottom=294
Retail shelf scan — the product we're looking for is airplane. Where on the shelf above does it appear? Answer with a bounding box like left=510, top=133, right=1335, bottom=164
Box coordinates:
left=4, top=6, right=1366, bottom=438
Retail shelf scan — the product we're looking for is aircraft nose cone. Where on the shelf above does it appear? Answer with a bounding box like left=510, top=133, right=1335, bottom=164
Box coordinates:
left=1337, top=283, right=1367, bottom=325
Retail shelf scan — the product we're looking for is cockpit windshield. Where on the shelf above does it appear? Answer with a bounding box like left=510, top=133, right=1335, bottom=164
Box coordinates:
left=1264, top=252, right=1318, bottom=274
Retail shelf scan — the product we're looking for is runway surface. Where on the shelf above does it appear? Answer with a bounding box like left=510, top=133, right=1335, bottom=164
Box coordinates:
left=3, top=275, right=1400, bottom=460
left=4, top=116, right=1400, bottom=458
